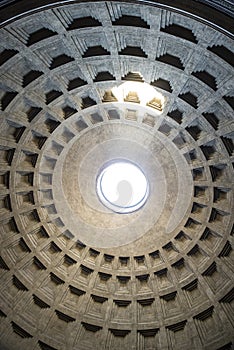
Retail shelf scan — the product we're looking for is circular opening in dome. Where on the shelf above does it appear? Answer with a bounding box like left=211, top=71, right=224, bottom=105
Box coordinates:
left=96, top=160, right=149, bottom=213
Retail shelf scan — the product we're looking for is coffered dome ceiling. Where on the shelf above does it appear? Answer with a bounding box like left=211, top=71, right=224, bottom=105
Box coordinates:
left=0, top=1, right=233, bottom=349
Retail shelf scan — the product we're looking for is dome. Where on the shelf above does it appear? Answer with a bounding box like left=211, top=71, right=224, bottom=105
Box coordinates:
left=0, top=1, right=233, bottom=349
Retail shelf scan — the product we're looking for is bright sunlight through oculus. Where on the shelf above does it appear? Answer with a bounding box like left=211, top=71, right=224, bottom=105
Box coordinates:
left=96, top=160, right=149, bottom=213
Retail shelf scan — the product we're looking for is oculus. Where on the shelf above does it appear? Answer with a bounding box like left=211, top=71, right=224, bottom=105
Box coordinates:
left=96, top=160, right=149, bottom=213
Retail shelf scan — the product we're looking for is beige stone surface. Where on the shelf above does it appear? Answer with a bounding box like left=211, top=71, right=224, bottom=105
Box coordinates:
left=0, top=1, right=233, bottom=350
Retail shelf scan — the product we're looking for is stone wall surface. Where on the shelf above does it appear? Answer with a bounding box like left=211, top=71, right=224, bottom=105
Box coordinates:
left=0, top=1, right=233, bottom=349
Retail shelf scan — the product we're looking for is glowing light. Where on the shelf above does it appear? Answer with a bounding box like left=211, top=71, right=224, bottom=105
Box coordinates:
left=111, top=81, right=165, bottom=112
left=96, top=160, right=149, bottom=213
